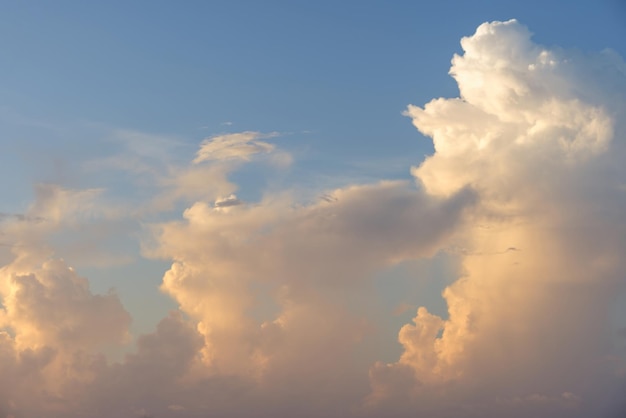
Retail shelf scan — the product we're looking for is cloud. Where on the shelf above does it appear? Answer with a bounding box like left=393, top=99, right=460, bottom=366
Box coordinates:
left=0, top=183, right=139, bottom=270
left=367, top=19, right=626, bottom=417
left=1, top=18, right=625, bottom=418
left=145, top=180, right=474, bottom=389
left=193, top=131, right=278, bottom=164
left=0, top=244, right=132, bottom=417
left=83, top=129, right=291, bottom=214
left=0, top=259, right=130, bottom=350
left=213, top=194, right=243, bottom=208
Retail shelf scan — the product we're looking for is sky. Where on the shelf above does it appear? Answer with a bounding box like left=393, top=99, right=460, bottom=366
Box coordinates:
left=1, top=1, right=626, bottom=417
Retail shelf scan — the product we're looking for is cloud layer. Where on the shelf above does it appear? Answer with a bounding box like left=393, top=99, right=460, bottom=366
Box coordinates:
left=1, top=19, right=625, bottom=418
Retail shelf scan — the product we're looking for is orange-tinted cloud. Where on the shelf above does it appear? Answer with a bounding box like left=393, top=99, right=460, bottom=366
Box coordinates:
left=1, top=19, right=625, bottom=418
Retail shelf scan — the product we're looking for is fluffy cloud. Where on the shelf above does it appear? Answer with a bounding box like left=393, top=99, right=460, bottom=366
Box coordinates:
left=0, top=267, right=130, bottom=417
left=367, top=19, right=626, bottom=417
left=145, top=180, right=474, bottom=397
left=409, top=20, right=618, bottom=201
left=0, top=259, right=130, bottom=350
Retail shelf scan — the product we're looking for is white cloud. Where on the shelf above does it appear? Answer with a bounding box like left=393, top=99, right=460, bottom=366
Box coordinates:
left=368, top=19, right=626, bottom=417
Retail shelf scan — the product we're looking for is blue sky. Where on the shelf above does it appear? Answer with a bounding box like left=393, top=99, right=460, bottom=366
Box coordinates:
left=1, top=2, right=626, bottom=417
left=1, top=1, right=624, bottom=189
left=2, top=1, right=624, bottom=169
left=2, top=0, right=623, bottom=233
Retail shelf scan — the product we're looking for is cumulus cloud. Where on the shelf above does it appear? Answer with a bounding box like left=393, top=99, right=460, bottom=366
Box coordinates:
left=367, top=19, right=626, bottom=417
left=0, top=183, right=134, bottom=416
left=0, top=259, right=130, bottom=350
left=1, top=18, right=625, bottom=418
left=145, top=180, right=474, bottom=386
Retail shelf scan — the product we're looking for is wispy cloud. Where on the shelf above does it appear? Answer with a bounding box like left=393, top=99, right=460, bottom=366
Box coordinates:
left=193, top=131, right=279, bottom=164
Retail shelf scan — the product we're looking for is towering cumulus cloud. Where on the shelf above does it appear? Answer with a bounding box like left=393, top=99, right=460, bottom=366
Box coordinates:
left=0, top=19, right=625, bottom=418
left=368, top=19, right=626, bottom=417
